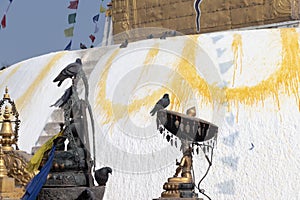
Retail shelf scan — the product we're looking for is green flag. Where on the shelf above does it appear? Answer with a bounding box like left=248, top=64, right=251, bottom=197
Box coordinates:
left=100, top=5, right=106, bottom=13
left=64, top=26, right=74, bottom=37
left=68, top=13, right=76, bottom=24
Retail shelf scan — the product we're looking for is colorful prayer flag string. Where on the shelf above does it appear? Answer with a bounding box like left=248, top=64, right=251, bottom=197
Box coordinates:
left=85, top=0, right=107, bottom=47
left=64, top=0, right=79, bottom=50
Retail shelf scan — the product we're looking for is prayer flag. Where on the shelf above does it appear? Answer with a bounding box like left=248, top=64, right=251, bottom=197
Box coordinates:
left=68, top=0, right=79, bottom=9
left=64, top=26, right=74, bottom=37
left=68, top=13, right=77, bottom=24
left=1, top=15, right=6, bottom=29
left=89, top=34, right=96, bottom=43
left=64, top=40, right=72, bottom=50
left=93, top=14, right=99, bottom=23
left=22, top=145, right=56, bottom=200
left=100, top=5, right=106, bottom=13
left=94, top=23, right=99, bottom=33
left=26, top=132, right=63, bottom=173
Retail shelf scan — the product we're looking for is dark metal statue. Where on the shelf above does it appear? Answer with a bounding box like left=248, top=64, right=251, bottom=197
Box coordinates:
left=38, top=58, right=103, bottom=200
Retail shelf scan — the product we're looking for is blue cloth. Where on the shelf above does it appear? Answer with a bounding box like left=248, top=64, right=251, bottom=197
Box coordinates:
left=22, top=145, right=56, bottom=200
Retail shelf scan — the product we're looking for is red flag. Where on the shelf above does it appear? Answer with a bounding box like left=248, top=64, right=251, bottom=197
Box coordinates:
left=89, top=34, right=96, bottom=43
left=68, top=0, right=79, bottom=9
left=1, top=15, right=6, bottom=29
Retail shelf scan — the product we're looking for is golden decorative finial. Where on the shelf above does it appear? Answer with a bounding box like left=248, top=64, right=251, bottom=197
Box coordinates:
left=3, top=86, right=10, bottom=100
left=0, top=146, right=8, bottom=177
left=0, top=105, right=14, bottom=151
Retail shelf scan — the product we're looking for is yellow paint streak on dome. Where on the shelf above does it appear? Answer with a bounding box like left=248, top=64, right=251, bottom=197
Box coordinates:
left=96, top=29, right=300, bottom=128
left=96, top=45, right=177, bottom=127
left=128, top=43, right=164, bottom=113
left=96, top=49, right=122, bottom=125
left=168, top=35, right=212, bottom=112
left=143, top=43, right=160, bottom=65
left=132, top=43, right=160, bottom=90
left=0, top=64, right=21, bottom=88
left=231, top=33, right=243, bottom=87
left=16, top=52, right=66, bottom=111
left=224, top=28, right=300, bottom=111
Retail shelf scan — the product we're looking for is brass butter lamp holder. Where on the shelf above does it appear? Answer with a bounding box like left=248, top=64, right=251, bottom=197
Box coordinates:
left=154, top=108, right=218, bottom=200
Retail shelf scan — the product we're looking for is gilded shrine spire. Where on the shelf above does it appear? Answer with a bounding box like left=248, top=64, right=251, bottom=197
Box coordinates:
left=0, top=87, right=20, bottom=151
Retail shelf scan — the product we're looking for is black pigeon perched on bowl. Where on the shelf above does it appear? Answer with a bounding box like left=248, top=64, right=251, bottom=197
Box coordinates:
left=95, top=167, right=112, bottom=186
left=53, top=58, right=82, bottom=87
left=150, top=93, right=170, bottom=116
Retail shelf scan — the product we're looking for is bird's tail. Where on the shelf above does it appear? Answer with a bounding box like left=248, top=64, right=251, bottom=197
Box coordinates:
left=58, top=81, right=63, bottom=87
left=150, top=109, right=156, bottom=116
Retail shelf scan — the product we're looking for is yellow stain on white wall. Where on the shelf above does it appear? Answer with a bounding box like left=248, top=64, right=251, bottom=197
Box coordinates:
left=224, top=28, right=300, bottom=111
left=231, top=33, right=243, bottom=87
left=16, top=52, right=66, bottom=111
left=0, top=64, right=22, bottom=89
left=96, top=29, right=300, bottom=129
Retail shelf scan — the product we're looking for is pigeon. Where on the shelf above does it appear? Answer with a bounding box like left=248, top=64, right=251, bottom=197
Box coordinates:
left=76, top=188, right=96, bottom=200
left=94, top=167, right=112, bottom=186
left=119, top=39, right=128, bottom=48
left=53, top=58, right=82, bottom=87
left=51, top=86, right=72, bottom=107
left=160, top=32, right=167, bottom=39
left=147, top=34, right=154, bottom=39
left=150, top=93, right=170, bottom=116
left=168, top=30, right=176, bottom=37
left=80, top=43, right=87, bottom=49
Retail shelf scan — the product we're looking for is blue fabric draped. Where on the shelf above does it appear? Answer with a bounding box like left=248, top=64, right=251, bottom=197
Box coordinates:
left=21, top=145, right=56, bottom=200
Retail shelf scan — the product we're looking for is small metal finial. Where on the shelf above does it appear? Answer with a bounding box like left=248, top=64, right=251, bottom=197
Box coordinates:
left=3, top=86, right=10, bottom=100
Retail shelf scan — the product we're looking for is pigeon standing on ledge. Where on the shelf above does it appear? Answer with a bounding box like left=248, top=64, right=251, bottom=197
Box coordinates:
left=80, top=43, right=87, bottom=49
left=160, top=31, right=167, bottom=39
left=150, top=93, right=170, bottom=116
left=147, top=34, right=154, bottom=39
left=53, top=58, right=82, bottom=87
left=95, top=167, right=112, bottom=186
left=119, top=39, right=128, bottom=48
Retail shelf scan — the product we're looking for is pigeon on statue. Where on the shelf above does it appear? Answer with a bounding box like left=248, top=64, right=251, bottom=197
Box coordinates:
left=51, top=86, right=72, bottom=108
left=150, top=93, right=170, bottom=116
left=80, top=43, right=87, bottom=49
left=119, top=39, right=128, bottom=48
left=76, top=188, right=95, bottom=200
left=95, top=167, right=112, bottom=186
left=53, top=58, right=82, bottom=87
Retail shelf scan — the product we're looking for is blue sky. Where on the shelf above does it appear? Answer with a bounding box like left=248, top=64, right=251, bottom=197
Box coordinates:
left=0, top=0, right=109, bottom=66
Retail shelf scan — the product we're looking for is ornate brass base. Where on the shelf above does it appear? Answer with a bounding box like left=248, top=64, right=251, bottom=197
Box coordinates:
left=160, top=177, right=198, bottom=199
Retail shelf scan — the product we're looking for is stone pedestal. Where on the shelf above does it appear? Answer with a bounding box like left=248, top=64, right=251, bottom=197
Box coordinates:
left=37, top=186, right=105, bottom=200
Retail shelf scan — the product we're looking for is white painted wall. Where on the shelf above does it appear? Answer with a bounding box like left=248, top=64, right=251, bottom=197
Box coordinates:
left=0, top=28, right=299, bottom=200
